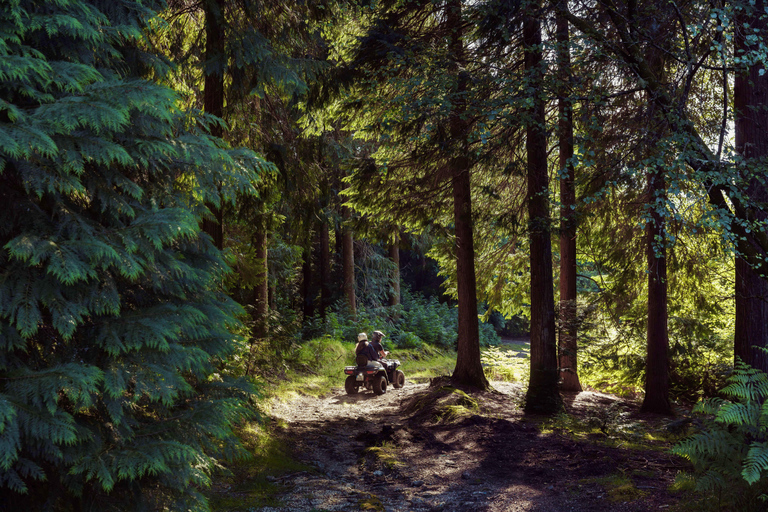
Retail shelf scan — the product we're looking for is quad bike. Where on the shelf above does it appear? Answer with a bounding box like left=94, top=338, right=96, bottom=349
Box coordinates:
left=344, top=354, right=405, bottom=395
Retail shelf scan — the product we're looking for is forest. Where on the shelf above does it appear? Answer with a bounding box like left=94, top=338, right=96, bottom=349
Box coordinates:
left=2, top=0, right=768, bottom=510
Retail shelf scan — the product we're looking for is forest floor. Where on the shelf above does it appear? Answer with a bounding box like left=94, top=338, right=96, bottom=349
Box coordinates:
left=213, top=363, right=699, bottom=512
left=216, top=382, right=687, bottom=512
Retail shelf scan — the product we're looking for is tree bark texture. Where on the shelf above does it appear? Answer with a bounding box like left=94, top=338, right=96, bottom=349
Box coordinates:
left=302, top=242, right=314, bottom=321
left=641, top=170, right=672, bottom=414
left=524, top=0, right=562, bottom=414
left=252, top=224, right=269, bottom=341
left=202, top=0, right=224, bottom=250
left=342, top=205, right=357, bottom=318
left=447, top=0, right=489, bottom=390
left=734, top=0, right=768, bottom=372
left=556, top=6, right=582, bottom=392
left=389, top=233, right=401, bottom=309
left=319, top=221, right=331, bottom=321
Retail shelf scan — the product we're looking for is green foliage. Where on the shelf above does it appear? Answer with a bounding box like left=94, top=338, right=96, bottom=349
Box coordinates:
left=316, top=287, right=499, bottom=351
left=0, top=0, right=270, bottom=509
left=481, top=344, right=529, bottom=383
left=207, top=422, right=313, bottom=511
left=585, top=472, right=648, bottom=503
left=432, top=387, right=480, bottom=424
left=258, top=336, right=352, bottom=401
left=672, top=359, right=768, bottom=510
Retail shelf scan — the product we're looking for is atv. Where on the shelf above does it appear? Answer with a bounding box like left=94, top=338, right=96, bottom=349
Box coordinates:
left=344, top=354, right=405, bottom=395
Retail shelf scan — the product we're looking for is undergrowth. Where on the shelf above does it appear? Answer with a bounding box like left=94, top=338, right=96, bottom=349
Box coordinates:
left=364, top=441, right=403, bottom=470
left=307, top=287, right=500, bottom=351
left=582, top=472, right=648, bottom=503
left=481, top=343, right=529, bottom=382
left=672, top=358, right=768, bottom=511
left=208, top=423, right=314, bottom=511
left=540, top=403, right=677, bottom=451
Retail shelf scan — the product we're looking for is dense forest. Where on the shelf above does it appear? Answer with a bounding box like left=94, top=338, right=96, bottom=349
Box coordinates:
left=2, top=0, right=768, bottom=510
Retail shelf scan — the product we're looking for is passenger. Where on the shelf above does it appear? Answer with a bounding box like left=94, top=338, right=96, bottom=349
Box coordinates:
left=355, top=332, right=380, bottom=363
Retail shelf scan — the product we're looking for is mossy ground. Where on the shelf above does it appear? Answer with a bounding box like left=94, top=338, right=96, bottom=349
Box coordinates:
left=208, top=423, right=315, bottom=511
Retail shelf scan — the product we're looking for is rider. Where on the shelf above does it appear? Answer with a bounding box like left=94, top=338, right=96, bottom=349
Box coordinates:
left=355, top=332, right=380, bottom=362
left=370, top=330, right=389, bottom=360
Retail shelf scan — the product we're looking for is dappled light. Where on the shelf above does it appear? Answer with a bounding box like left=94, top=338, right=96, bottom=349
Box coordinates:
left=3, top=0, right=767, bottom=510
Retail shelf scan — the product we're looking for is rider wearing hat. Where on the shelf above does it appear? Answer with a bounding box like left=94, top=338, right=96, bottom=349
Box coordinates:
left=355, top=332, right=380, bottom=362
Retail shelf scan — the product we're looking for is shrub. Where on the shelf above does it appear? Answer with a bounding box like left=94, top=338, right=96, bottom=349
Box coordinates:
left=672, top=358, right=768, bottom=511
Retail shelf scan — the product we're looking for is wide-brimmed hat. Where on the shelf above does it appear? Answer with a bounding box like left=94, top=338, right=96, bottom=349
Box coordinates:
left=373, top=330, right=386, bottom=339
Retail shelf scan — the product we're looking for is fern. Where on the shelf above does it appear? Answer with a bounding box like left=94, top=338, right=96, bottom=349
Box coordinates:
left=673, top=358, right=768, bottom=508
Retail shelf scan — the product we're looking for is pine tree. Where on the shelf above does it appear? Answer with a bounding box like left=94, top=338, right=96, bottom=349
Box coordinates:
left=0, top=0, right=269, bottom=509
left=523, top=0, right=562, bottom=414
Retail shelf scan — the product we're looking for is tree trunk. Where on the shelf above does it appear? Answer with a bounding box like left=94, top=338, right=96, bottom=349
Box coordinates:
left=641, top=170, right=672, bottom=414
left=342, top=206, right=356, bottom=318
left=319, top=221, right=331, bottom=321
left=451, top=162, right=489, bottom=389
left=524, top=0, right=562, bottom=414
left=302, top=242, right=314, bottom=321
left=389, top=232, right=401, bottom=310
left=734, top=0, right=768, bottom=372
left=252, top=223, right=269, bottom=341
left=556, top=6, right=582, bottom=392
left=202, top=0, right=224, bottom=250
left=444, top=0, right=488, bottom=390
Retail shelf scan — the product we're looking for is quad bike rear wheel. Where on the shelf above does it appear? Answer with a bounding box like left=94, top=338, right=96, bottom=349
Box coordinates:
left=372, top=374, right=387, bottom=395
left=345, top=375, right=358, bottom=395
left=393, top=370, right=405, bottom=388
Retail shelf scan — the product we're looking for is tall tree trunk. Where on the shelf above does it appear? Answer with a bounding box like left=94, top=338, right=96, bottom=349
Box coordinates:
left=556, top=5, right=581, bottom=392
left=342, top=205, right=356, bottom=318
left=389, top=232, right=401, bottom=310
left=302, top=241, right=314, bottom=321
left=202, top=0, right=224, bottom=250
left=319, top=221, right=331, bottom=321
left=252, top=221, right=269, bottom=341
left=734, top=0, right=768, bottom=372
left=446, top=0, right=489, bottom=390
left=641, top=170, right=672, bottom=414
left=524, top=0, right=562, bottom=414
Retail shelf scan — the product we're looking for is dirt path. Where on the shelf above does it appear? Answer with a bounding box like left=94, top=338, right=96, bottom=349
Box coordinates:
left=251, top=379, right=688, bottom=512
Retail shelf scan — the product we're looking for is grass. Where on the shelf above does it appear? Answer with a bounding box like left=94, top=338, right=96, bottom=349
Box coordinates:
left=433, top=387, right=480, bottom=423
left=358, top=493, right=385, bottom=511
left=538, top=408, right=677, bottom=452
left=481, top=342, right=530, bottom=383
left=364, top=441, right=402, bottom=470
left=586, top=472, right=648, bottom=502
left=395, top=344, right=457, bottom=383
left=264, top=336, right=351, bottom=402
left=208, top=423, right=314, bottom=511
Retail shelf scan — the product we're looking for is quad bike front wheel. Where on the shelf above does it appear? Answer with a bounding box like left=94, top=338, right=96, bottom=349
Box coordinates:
left=372, top=374, right=387, bottom=395
left=345, top=375, right=358, bottom=395
left=393, top=370, right=405, bottom=388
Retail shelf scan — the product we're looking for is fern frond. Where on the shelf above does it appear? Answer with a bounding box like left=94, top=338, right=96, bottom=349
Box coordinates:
left=716, top=401, right=761, bottom=427
left=743, top=442, right=768, bottom=485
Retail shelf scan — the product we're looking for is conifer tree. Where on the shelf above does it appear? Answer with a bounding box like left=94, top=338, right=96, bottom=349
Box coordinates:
left=523, top=0, right=562, bottom=414
left=0, top=0, right=269, bottom=509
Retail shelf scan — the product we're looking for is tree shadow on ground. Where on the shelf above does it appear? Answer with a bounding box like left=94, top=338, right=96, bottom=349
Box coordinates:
left=251, top=383, right=691, bottom=511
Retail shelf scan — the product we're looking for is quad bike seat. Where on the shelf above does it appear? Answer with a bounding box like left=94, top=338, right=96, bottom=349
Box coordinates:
left=355, top=354, right=383, bottom=370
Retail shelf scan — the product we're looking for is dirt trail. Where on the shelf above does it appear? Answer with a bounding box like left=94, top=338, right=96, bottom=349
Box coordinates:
left=251, top=379, right=688, bottom=512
